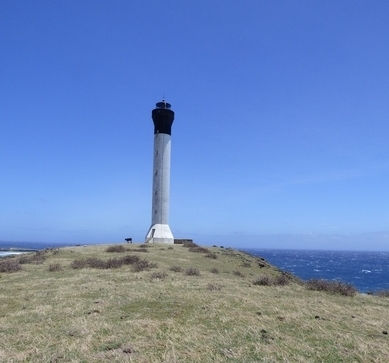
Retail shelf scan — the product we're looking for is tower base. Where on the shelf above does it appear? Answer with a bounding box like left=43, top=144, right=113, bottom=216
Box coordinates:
left=145, top=223, right=174, bottom=244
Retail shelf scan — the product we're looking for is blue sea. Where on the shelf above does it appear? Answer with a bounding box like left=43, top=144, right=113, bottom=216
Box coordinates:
left=242, top=249, right=389, bottom=293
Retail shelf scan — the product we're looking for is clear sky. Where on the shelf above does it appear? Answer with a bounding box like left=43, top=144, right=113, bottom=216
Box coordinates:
left=1, top=1, right=388, bottom=250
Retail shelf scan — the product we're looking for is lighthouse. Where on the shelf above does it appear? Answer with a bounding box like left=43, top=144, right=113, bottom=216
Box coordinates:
left=145, top=100, right=175, bottom=244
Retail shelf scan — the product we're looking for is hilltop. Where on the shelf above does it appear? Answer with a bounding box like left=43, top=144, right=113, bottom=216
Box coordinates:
left=0, top=243, right=388, bottom=362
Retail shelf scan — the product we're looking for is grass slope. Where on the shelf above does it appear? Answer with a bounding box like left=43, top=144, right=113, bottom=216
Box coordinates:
left=0, top=243, right=388, bottom=362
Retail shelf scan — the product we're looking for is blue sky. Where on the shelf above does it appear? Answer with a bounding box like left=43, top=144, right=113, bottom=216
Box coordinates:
left=1, top=1, right=388, bottom=250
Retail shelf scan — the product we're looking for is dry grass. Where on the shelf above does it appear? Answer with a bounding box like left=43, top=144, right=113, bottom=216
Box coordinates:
left=1, top=243, right=389, bottom=362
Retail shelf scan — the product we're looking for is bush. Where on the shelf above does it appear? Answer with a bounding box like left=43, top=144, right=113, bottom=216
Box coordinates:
left=132, top=259, right=157, bottom=272
left=205, top=253, right=218, bottom=259
left=185, top=267, right=200, bottom=276
left=48, top=263, right=63, bottom=272
left=169, top=265, right=183, bottom=272
left=274, top=274, right=291, bottom=286
left=19, top=252, right=46, bottom=264
left=305, top=279, right=357, bottom=296
left=84, top=258, right=106, bottom=268
left=132, top=261, right=147, bottom=272
left=151, top=271, right=168, bottom=280
left=210, top=268, right=219, bottom=274
left=127, top=248, right=149, bottom=253
left=70, top=255, right=157, bottom=271
left=233, top=270, right=245, bottom=278
left=189, top=247, right=210, bottom=254
left=105, top=245, right=126, bottom=253
left=182, top=241, right=198, bottom=248
left=207, top=283, right=223, bottom=291
left=252, top=274, right=292, bottom=286
left=120, top=254, right=141, bottom=265
left=0, top=259, right=22, bottom=273
left=70, top=259, right=87, bottom=269
left=105, top=258, right=124, bottom=269
left=375, top=290, right=389, bottom=298
left=253, top=275, right=271, bottom=286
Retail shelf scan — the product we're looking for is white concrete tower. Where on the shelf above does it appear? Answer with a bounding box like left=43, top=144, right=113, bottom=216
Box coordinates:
left=145, top=100, right=175, bottom=244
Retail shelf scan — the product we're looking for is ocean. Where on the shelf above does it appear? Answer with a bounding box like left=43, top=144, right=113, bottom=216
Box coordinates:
left=242, top=249, right=389, bottom=293
left=0, top=241, right=76, bottom=258
left=1, top=242, right=388, bottom=293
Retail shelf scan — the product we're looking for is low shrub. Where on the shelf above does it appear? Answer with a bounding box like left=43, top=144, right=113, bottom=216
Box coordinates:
left=207, top=283, right=223, bottom=291
left=132, top=259, right=157, bottom=272
left=182, top=241, right=198, bottom=248
left=128, top=248, right=149, bottom=253
left=253, top=275, right=271, bottom=286
left=305, top=279, right=358, bottom=296
left=169, top=265, right=183, bottom=272
left=233, top=270, right=245, bottom=278
left=0, top=259, right=22, bottom=273
left=253, top=274, right=292, bottom=286
left=185, top=267, right=200, bottom=276
left=19, top=252, right=46, bottom=265
left=105, top=258, right=124, bottom=269
left=121, top=255, right=141, bottom=265
left=71, top=255, right=144, bottom=270
left=241, top=261, right=251, bottom=268
left=151, top=271, right=168, bottom=280
left=189, top=247, right=210, bottom=254
left=48, top=263, right=63, bottom=272
left=274, top=274, right=290, bottom=286
left=70, top=259, right=87, bottom=269
left=205, top=253, right=218, bottom=259
left=375, top=290, right=389, bottom=298
left=210, top=268, right=219, bottom=274
left=85, top=258, right=107, bottom=268
left=105, top=245, right=126, bottom=253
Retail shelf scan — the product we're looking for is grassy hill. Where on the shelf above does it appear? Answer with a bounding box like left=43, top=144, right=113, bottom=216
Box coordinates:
left=0, top=243, right=388, bottom=362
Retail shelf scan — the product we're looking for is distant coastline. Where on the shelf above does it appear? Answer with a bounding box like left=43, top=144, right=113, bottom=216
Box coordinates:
left=0, top=241, right=75, bottom=251
left=0, top=248, right=38, bottom=252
